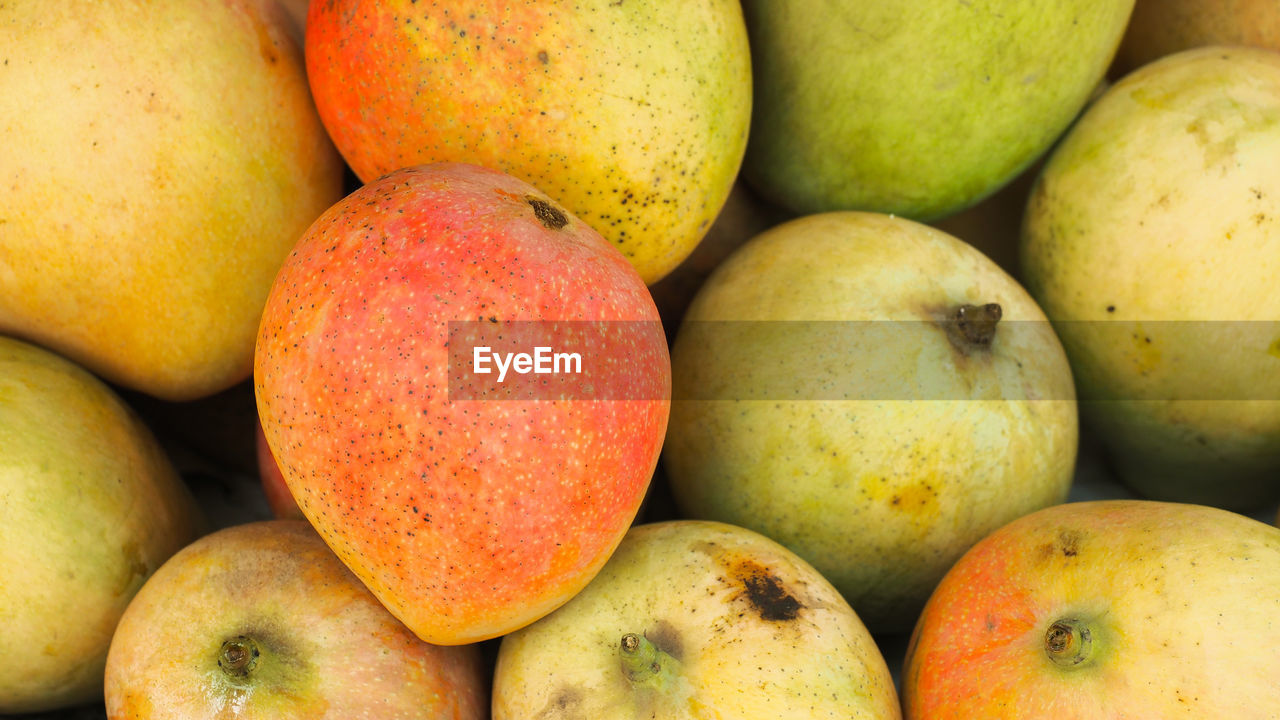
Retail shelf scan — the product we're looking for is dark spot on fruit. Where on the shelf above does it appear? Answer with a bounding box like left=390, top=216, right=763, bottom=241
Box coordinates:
left=537, top=50, right=549, bottom=64
left=527, top=196, right=568, bottom=229
left=645, top=619, right=683, bottom=660
left=537, top=686, right=583, bottom=718
left=1057, top=529, right=1081, bottom=557
left=731, top=559, right=801, bottom=621
left=1106, top=305, right=1115, bottom=313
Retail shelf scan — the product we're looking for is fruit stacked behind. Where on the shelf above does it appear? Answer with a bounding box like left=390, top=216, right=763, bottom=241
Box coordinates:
left=4, top=1, right=1280, bottom=718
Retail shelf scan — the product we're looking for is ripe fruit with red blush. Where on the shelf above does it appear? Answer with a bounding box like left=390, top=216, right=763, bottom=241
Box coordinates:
left=255, top=162, right=671, bottom=645
left=105, top=520, right=488, bottom=719
left=903, top=500, right=1280, bottom=717
left=304, top=0, right=752, bottom=284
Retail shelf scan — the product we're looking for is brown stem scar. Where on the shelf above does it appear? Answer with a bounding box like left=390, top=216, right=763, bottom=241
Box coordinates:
left=952, top=303, right=1002, bottom=346
left=218, top=636, right=261, bottom=679
left=527, top=196, right=568, bottom=229
left=1044, top=618, right=1093, bottom=667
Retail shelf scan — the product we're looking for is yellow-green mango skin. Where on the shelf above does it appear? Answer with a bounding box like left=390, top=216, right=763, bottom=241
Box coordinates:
left=0, top=336, right=205, bottom=714
left=305, top=0, right=751, bottom=285
left=663, top=213, right=1078, bottom=633
left=741, top=0, right=1134, bottom=221
left=493, top=520, right=901, bottom=720
left=0, top=0, right=345, bottom=401
left=1021, top=46, right=1280, bottom=512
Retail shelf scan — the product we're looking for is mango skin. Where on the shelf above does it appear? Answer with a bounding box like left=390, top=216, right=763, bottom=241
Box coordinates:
left=105, top=521, right=488, bottom=720
left=0, top=336, right=204, bottom=714
left=255, top=162, right=671, bottom=645
left=1021, top=46, right=1280, bottom=511
left=493, top=520, right=901, bottom=720
left=305, top=0, right=751, bottom=284
left=0, top=0, right=344, bottom=401
left=904, top=500, right=1280, bottom=717
left=663, top=213, right=1077, bottom=633
left=741, top=0, right=1134, bottom=220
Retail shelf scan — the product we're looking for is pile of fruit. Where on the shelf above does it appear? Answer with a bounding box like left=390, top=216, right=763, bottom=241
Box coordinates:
left=3, top=0, right=1279, bottom=717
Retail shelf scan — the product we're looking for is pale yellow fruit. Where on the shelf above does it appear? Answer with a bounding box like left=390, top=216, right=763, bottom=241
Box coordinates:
left=664, top=212, right=1078, bottom=633
left=0, top=336, right=204, bottom=713
left=1021, top=46, right=1280, bottom=511
left=493, top=520, right=900, bottom=720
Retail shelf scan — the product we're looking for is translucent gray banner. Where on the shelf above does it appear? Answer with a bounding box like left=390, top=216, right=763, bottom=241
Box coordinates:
left=447, top=320, right=1280, bottom=401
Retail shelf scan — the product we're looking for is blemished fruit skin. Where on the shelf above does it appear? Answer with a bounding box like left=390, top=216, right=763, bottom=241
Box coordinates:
left=255, top=162, right=671, bottom=646
left=903, top=500, right=1280, bottom=718
left=663, top=212, right=1077, bottom=634
left=0, top=0, right=344, bottom=402
left=305, top=0, right=752, bottom=284
left=0, top=336, right=205, bottom=714
left=1113, top=0, right=1280, bottom=77
left=104, top=520, right=489, bottom=720
left=1020, top=46, right=1280, bottom=512
left=493, top=520, right=902, bottom=720
left=740, top=0, right=1134, bottom=221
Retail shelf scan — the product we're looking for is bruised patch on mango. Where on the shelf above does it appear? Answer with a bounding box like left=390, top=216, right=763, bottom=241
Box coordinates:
left=645, top=618, right=684, bottom=660
left=535, top=685, right=584, bottom=719
left=727, top=558, right=802, bottom=622
left=113, top=540, right=150, bottom=598
left=1038, top=528, right=1083, bottom=561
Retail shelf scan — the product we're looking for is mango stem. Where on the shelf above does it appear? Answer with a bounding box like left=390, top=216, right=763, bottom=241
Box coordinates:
left=619, top=632, right=681, bottom=688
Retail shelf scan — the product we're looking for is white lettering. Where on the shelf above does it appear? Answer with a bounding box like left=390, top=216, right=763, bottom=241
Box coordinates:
left=475, top=345, right=583, bottom=382
left=493, top=349, right=513, bottom=383
left=534, top=346, right=553, bottom=373
left=554, top=349, right=581, bottom=374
